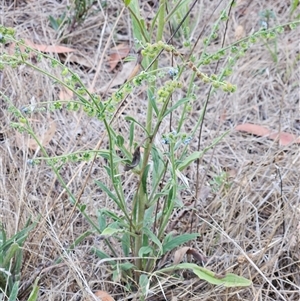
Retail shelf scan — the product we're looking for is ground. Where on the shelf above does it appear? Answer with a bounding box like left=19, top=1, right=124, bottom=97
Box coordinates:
left=0, top=0, right=299, bottom=300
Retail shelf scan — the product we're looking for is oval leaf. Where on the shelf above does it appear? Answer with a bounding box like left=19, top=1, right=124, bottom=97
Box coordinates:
left=158, top=263, right=252, bottom=287
left=101, top=227, right=123, bottom=236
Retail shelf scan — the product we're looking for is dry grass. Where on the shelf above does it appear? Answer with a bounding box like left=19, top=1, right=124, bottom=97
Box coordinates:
left=0, top=0, right=299, bottom=300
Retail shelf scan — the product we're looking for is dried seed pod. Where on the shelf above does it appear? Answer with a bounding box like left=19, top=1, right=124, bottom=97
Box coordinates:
left=124, top=146, right=141, bottom=171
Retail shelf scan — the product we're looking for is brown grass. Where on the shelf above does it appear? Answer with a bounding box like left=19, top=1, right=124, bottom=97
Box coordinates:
left=0, top=0, right=299, bottom=300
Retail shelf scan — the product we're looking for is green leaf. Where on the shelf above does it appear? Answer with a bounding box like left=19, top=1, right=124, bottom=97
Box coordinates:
left=68, top=231, right=92, bottom=251
left=124, top=116, right=149, bottom=135
left=121, top=233, right=130, bottom=257
left=162, top=233, right=198, bottom=254
left=91, top=247, right=117, bottom=266
left=27, top=277, right=40, bottom=301
left=149, top=93, right=158, bottom=116
left=139, top=246, right=153, bottom=257
left=124, top=0, right=132, bottom=6
left=158, top=263, right=252, bottom=287
left=91, top=247, right=110, bottom=259
left=103, top=165, right=112, bottom=178
left=13, top=248, right=23, bottom=282
left=116, top=135, right=124, bottom=147
left=0, top=226, right=6, bottom=245
left=290, top=0, right=299, bottom=15
left=8, top=281, right=19, bottom=301
left=163, top=97, right=191, bottom=117
left=98, top=212, right=106, bottom=232
left=143, top=227, right=163, bottom=254
left=48, top=16, right=60, bottom=31
left=120, top=262, right=135, bottom=271
left=95, top=180, right=119, bottom=205
left=166, top=185, right=175, bottom=208
left=128, top=0, right=149, bottom=43
left=80, top=204, right=86, bottom=212
left=141, top=164, right=150, bottom=193
left=99, top=209, right=121, bottom=222
left=177, top=151, right=202, bottom=171
left=3, top=243, right=19, bottom=268
left=139, top=274, right=149, bottom=296
left=1, top=221, right=35, bottom=252
left=101, top=227, right=124, bottom=236
left=177, top=131, right=229, bottom=171
left=123, top=55, right=136, bottom=62
left=151, top=146, right=161, bottom=175
left=129, top=122, right=134, bottom=148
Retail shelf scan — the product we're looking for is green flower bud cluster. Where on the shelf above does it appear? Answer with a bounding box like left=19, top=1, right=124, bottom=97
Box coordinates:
left=259, top=29, right=277, bottom=39
left=34, top=150, right=97, bottom=167
left=0, top=26, right=15, bottom=44
left=200, top=21, right=297, bottom=72
left=220, top=10, right=229, bottom=21
left=50, top=88, right=102, bottom=118
left=110, top=82, right=134, bottom=104
left=162, top=131, right=192, bottom=146
left=187, top=61, right=236, bottom=93
left=0, top=53, right=23, bottom=69
left=201, top=49, right=226, bottom=65
left=10, top=122, right=27, bottom=133
left=67, top=102, right=80, bottom=111
left=132, top=70, right=158, bottom=87
left=141, top=41, right=179, bottom=58
left=157, top=80, right=182, bottom=103
left=111, top=90, right=125, bottom=103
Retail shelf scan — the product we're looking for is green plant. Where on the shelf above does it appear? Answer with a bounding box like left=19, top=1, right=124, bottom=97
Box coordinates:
left=48, top=12, right=68, bottom=32
left=49, top=0, right=101, bottom=37
left=0, top=220, right=37, bottom=301
left=210, top=171, right=231, bottom=193
left=1, top=1, right=299, bottom=298
left=258, top=9, right=279, bottom=63
left=290, top=0, right=300, bottom=17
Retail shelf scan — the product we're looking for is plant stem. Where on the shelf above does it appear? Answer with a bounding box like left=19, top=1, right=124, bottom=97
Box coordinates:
left=134, top=0, right=166, bottom=275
